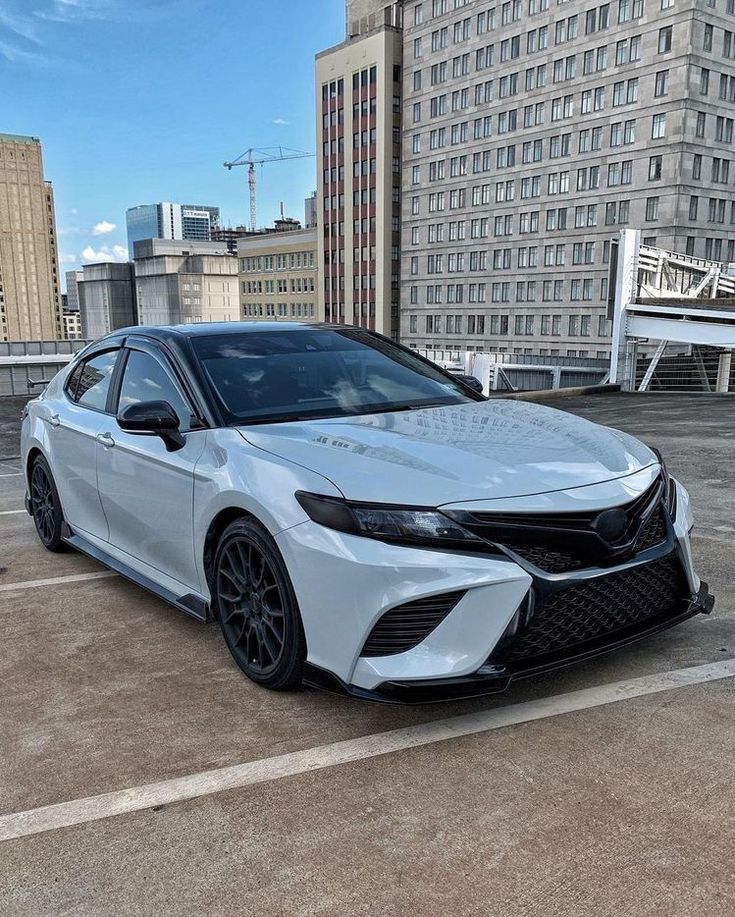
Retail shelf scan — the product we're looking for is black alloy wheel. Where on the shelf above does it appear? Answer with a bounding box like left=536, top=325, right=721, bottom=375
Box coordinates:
left=30, top=455, right=66, bottom=552
left=213, top=517, right=306, bottom=690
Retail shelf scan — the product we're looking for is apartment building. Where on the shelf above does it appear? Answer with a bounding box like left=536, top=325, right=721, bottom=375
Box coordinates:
left=316, top=2, right=404, bottom=337
left=400, top=0, right=735, bottom=356
left=133, top=239, right=238, bottom=325
left=320, top=1, right=735, bottom=355
left=77, top=262, right=137, bottom=339
left=238, top=227, right=319, bottom=322
left=0, top=134, right=62, bottom=341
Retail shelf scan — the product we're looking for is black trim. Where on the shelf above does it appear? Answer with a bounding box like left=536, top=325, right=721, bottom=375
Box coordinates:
left=303, top=581, right=714, bottom=705
left=64, top=531, right=209, bottom=623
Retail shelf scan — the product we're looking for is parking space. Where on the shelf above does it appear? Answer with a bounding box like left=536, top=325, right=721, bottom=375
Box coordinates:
left=0, top=392, right=733, bottom=915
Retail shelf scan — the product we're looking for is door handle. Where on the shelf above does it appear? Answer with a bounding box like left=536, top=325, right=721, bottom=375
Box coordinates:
left=96, top=433, right=115, bottom=448
left=46, top=414, right=61, bottom=428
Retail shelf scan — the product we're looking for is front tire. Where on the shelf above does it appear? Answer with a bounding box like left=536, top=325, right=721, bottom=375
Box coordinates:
left=213, top=517, right=306, bottom=690
left=29, top=455, right=66, bottom=552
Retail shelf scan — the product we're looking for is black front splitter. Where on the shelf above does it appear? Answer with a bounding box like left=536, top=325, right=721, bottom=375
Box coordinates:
left=303, top=582, right=714, bottom=705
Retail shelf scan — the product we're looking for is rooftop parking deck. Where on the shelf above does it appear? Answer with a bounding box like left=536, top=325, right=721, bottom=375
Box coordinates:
left=0, top=392, right=733, bottom=916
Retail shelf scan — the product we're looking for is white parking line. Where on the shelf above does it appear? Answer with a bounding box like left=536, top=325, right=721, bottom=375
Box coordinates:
left=1, top=658, right=733, bottom=842
left=0, top=510, right=26, bottom=516
left=0, top=472, right=22, bottom=477
left=0, top=571, right=117, bottom=593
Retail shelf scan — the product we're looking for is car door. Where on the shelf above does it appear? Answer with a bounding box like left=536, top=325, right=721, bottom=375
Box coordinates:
left=95, top=340, right=207, bottom=592
left=48, top=348, right=120, bottom=541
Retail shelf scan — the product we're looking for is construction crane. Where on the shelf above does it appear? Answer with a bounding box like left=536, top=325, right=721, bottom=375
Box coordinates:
left=223, top=147, right=315, bottom=232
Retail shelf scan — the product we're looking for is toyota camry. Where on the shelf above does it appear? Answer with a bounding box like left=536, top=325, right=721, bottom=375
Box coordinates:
left=21, top=323, right=713, bottom=702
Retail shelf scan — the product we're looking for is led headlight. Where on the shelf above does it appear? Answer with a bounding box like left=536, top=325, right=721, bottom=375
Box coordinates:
left=652, top=447, right=677, bottom=519
left=295, top=491, right=486, bottom=549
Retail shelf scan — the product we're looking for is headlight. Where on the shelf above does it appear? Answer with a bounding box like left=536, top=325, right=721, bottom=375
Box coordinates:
left=295, top=491, right=487, bottom=549
left=652, top=447, right=677, bottom=519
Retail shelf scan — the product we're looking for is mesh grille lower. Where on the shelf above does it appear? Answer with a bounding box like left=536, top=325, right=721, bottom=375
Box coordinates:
left=361, top=590, right=466, bottom=657
left=635, top=508, right=667, bottom=552
left=496, top=555, right=687, bottom=665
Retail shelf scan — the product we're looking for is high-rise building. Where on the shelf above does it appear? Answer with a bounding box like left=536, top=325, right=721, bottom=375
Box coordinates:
left=133, top=239, right=239, bottom=325
left=320, top=0, right=735, bottom=357
left=0, top=133, right=63, bottom=341
left=305, top=191, right=318, bottom=228
left=77, top=262, right=137, bottom=340
left=65, top=269, right=84, bottom=311
left=126, top=202, right=221, bottom=251
left=238, top=225, right=319, bottom=322
left=316, top=2, right=404, bottom=337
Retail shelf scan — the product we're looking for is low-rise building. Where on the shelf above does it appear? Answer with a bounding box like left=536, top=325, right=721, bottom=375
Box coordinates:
left=238, top=226, right=319, bottom=322
left=77, top=262, right=137, bottom=340
left=62, top=308, right=82, bottom=340
left=133, top=239, right=239, bottom=326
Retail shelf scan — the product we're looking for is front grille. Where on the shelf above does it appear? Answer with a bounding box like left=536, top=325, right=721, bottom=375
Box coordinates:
left=501, top=543, right=584, bottom=574
left=493, top=555, right=687, bottom=665
left=447, top=475, right=668, bottom=574
left=635, top=507, right=667, bottom=552
left=361, top=590, right=466, bottom=657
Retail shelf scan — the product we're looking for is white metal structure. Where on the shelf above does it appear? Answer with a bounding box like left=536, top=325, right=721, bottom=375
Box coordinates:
left=609, top=230, right=735, bottom=392
left=20, top=323, right=712, bottom=702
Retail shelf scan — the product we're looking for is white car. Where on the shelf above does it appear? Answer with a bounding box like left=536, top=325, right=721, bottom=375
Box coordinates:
left=21, top=323, right=713, bottom=702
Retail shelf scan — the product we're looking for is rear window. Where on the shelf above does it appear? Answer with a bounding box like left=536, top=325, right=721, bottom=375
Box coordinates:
left=66, top=350, right=118, bottom=412
left=192, top=328, right=476, bottom=425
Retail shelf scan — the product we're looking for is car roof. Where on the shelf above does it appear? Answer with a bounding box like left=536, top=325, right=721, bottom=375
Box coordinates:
left=108, top=322, right=350, bottom=342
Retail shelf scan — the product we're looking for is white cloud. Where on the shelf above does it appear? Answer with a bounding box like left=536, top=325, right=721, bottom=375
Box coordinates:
left=92, top=220, right=116, bottom=235
left=81, top=244, right=129, bottom=263
left=0, top=39, right=45, bottom=63
left=272, top=118, right=290, bottom=126
left=59, top=252, right=78, bottom=265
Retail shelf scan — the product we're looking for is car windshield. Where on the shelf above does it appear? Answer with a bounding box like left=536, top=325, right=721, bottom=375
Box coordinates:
left=192, top=328, right=478, bottom=425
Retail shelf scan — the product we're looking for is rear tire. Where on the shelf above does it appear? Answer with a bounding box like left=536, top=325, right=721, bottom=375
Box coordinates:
left=29, top=455, right=66, bottom=553
left=213, top=517, right=306, bottom=690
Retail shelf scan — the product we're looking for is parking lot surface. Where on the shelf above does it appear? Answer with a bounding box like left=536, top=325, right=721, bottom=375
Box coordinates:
left=1, top=392, right=733, bottom=916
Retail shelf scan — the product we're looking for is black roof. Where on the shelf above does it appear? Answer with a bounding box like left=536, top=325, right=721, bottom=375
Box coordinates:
left=110, top=321, right=342, bottom=341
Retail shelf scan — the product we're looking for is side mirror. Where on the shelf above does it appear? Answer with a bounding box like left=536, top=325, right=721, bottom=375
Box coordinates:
left=118, top=400, right=185, bottom=451
left=455, top=374, right=484, bottom=394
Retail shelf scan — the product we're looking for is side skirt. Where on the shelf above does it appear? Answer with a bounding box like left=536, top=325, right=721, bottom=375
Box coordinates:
left=64, top=531, right=209, bottom=623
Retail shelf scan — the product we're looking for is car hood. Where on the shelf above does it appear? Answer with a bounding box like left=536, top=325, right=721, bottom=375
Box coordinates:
left=237, top=399, right=657, bottom=505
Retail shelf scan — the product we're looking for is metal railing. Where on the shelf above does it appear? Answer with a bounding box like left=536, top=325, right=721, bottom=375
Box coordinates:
left=0, top=340, right=91, bottom=396
left=417, top=349, right=609, bottom=393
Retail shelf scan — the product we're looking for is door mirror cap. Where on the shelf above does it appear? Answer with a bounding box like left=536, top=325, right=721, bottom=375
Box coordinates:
left=454, top=374, right=485, bottom=395
left=118, top=400, right=185, bottom=450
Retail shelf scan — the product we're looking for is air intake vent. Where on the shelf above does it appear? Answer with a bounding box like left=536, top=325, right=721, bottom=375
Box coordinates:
left=360, top=591, right=466, bottom=657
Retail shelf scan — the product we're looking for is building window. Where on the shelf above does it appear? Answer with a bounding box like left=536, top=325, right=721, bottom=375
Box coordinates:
left=645, top=197, right=659, bottom=221
left=649, top=155, right=663, bottom=180
left=652, top=113, right=667, bottom=139
left=658, top=26, right=672, bottom=53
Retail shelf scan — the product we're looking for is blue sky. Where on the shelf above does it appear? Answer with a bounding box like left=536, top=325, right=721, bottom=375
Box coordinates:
left=0, top=0, right=344, bottom=280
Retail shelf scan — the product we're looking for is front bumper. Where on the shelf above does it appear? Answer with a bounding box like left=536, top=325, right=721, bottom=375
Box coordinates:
left=303, top=581, right=714, bottom=704
left=276, top=475, right=712, bottom=704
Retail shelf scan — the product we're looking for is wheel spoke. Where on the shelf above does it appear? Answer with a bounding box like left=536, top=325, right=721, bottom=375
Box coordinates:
left=260, top=627, right=279, bottom=664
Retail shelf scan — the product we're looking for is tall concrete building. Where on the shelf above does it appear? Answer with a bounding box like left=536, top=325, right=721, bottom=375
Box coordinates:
left=133, top=239, right=239, bottom=325
left=316, top=1, right=404, bottom=337
left=305, top=191, right=318, bottom=228
left=238, top=225, right=319, bottom=322
left=77, top=262, right=137, bottom=340
left=320, top=0, right=735, bottom=357
left=0, top=133, right=62, bottom=341
left=126, top=203, right=221, bottom=251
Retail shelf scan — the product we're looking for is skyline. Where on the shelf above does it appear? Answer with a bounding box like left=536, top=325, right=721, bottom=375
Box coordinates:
left=0, top=0, right=344, bottom=281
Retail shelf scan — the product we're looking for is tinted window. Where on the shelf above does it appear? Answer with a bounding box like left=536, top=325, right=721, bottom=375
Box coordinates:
left=73, top=351, right=118, bottom=412
left=192, top=328, right=476, bottom=425
left=117, top=350, right=193, bottom=432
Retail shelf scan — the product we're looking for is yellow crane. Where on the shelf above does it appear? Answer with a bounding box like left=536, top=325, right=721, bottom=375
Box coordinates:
left=223, top=147, right=315, bottom=232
